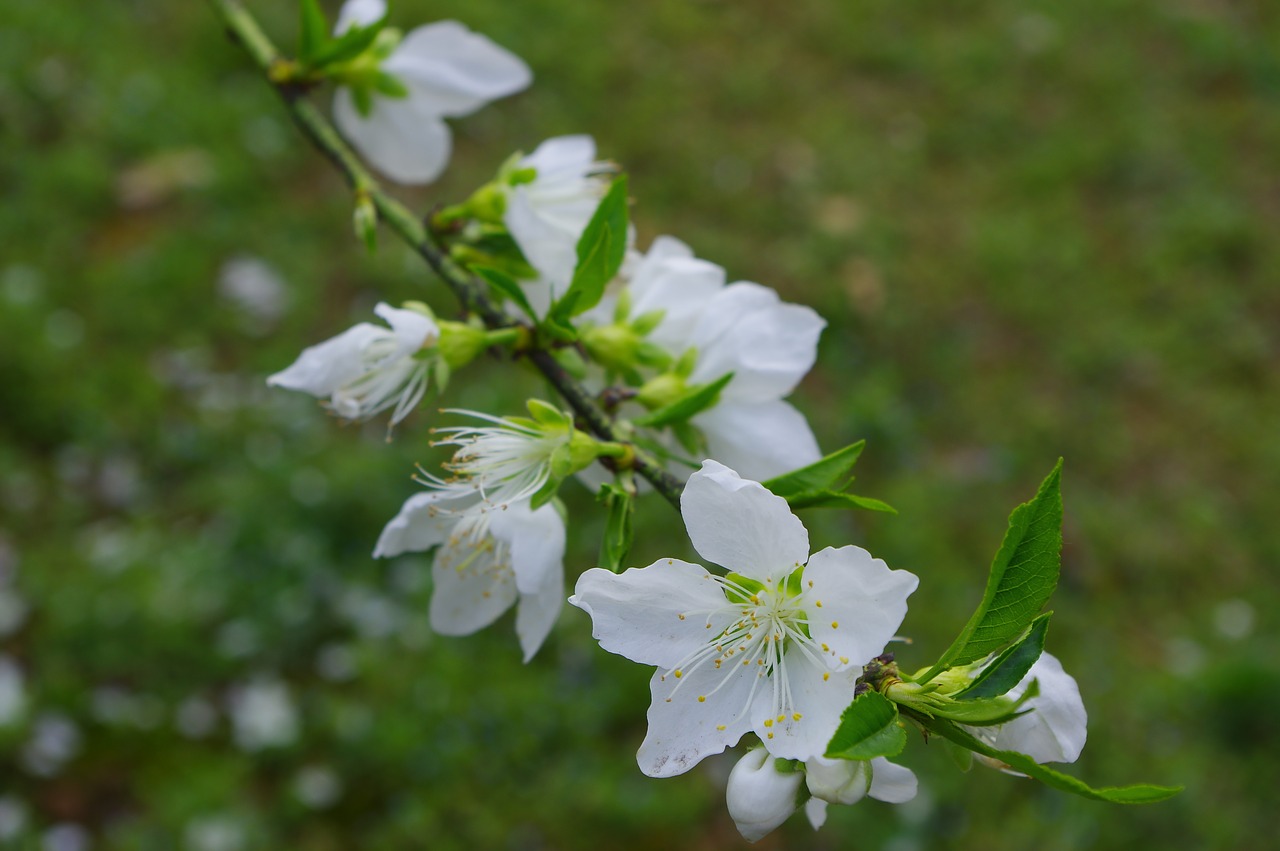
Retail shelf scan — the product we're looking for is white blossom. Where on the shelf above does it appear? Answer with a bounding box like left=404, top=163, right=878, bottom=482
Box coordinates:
left=333, top=9, right=531, bottom=184
left=969, top=652, right=1088, bottom=767
left=570, top=461, right=917, bottom=776
left=502, top=135, right=614, bottom=310
left=725, top=748, right=803, bottom=842
left=374, top=490, right=564, bottom=661
left=267, top=302, right=436, bottom=427
left=802, top=755, right=917, bottom=830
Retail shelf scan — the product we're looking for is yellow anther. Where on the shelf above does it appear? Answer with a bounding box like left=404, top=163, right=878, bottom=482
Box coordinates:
left=823, top=673, right=830, bottom=682
left=808, top=580, right=814, bottom=588
left=767, top=732, right=774, bottom=739
left=678, top=614, right=686, bottom=620
left=831, top=621, right=839, bottom=629
left=698, top=696, right=706, bottom=703
left=777, top=714, right=785, bottom=723
left=793, top=713, right=802, bottom=721
left=763, top=719, right=773, bottom=728
left=821, top=643, right=830, bottom=652
left=840, top=656, right=849, bottom=665
left=716, top=725, right=726, bottom=731
left=673, top=670, right=683, bottom=679
left=815, top=600, right=823, bottom=608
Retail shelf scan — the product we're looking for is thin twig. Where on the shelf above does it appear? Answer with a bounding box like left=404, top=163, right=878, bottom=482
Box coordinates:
left=208, top=0, right=684, bottom=508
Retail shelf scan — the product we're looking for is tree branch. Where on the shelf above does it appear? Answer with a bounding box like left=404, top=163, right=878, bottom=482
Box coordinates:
left=208, top=0, right=684, bottom=508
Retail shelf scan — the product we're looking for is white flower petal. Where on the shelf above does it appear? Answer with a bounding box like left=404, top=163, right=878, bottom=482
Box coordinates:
left=569, top=560, right=736, bottom=669
left=374, top=301, right=437, bottom=355
left=333, top=86, right=453, bottom=185
left=805, top=546, right=918, bottom=670
left=693, top=399, right=822, bottom=483
left=805, top=756, right=870, bottom=806
left=680, top=460, right=809, bottom=580
left=386, top=21, right=532, bottom=118
left=522, top=134, right=597, bottom=176
left=988, top=652, right=1088, bottom=763
left=514, top=548, right=564, bottom=663
left=334, top=0, right=385, bottom=34
left=372, top=491, right=468, bottom=558
left=753, top=662, right=859, bottom=762
left=504, top=191, right=581, bottom=291
left=428, top=538, right=518, bottom=636
left=638, top=664, right=756, bottom=777
left=867, top=757, right=918, bottom=803
left=689, top=282, right=826, bottom=402
left=267, top=322, right=385, bottom=396
left=726, top=748, right=803, bottom=842
left=804, top=797, right=829, bottom=830
left=631, top=254, right=726, bottom=352
left=489, top=501, right=564, bottom=597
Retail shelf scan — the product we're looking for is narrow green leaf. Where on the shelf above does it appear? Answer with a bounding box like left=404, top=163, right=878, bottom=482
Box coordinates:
left=762, top=441, right=866, bottom=497
left=561, top=176, right=629, bottom=317
left=921, top=718, right=1182, bottom=804
left=311, top=18, right=387, bottom=68
left=474, top=266, right=537, bottom=321
left=298, top=0, right=329, bottom=63
left=597, top=483, right=635, bottom=573
left=783, top=490, right=897, bottom=514
left=632, top=373, right=733, bottom=428
left=824, top=692, right=908, bottom=761
left=956, top=613, right=1052, bottom=700
left=919, top=460, right=1063, bottom=682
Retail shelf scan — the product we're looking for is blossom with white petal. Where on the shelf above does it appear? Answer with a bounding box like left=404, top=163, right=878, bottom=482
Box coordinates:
left=502, top=135, right=614, bottom=310
left=374, top=489, right=564, bottom=661
left=569, top=460, right=918, bottom=776
left=969, top=652, right=1088, bottom=767
left=267, top=302, right=437, bottom=427
left=725, top=748, right=804, bottom=843
left=332, top=5, right=531, bottom=185
left=802, top=755, right=917, bottom=830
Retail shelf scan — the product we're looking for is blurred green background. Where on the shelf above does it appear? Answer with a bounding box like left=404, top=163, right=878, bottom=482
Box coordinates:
left=2, top=0, right=1278, bottom=848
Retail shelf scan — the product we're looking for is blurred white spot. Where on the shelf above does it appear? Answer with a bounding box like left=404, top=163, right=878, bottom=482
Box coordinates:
left=42, top=823, right=90, bottom=851
left=217, top=256, right=287, bottom=328
left=22, top=713, right=82, bottom=777
left=290, top=468, right=329, bottom=507
left=216, top=620, right=260, bottom=659
left=55, top=445, right=93, bottom=488
left=45, top=310, right=84, bottom=350
left=228, top=679, right=299, bottom=751
left=183, top=815, right=245, bottom=851
left=1212, top=599, right=1255, bottom=641
left=0, top=795, right=27, bottom=840
left=1164, top=637, right=1207, bottom=679
left=0, top=656, right=26, bottom=727
left=315, top=643, right=357, bottom=682
left=293, top=765, right=343, bottom=809
left=116, top=148, right=214, bottom=210
left=339, top=586, right=400, bottom=639
left=97, top=455, right=141, bottom=508
left=243, top=115, right=287, bottom=160
left=1011, top=13, right=1058, bottom=54
left=2, top=264, right=41, bottom=305
left=175, top=696, right=219, bottom=739
left=91, top=687, right=164, bottom=730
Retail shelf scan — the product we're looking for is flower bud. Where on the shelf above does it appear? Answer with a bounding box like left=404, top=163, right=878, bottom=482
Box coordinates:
left=726, top=748, right=803, bottom=843
left=436, top=320, right=488, bottom=369
left=804, top=756, right=870, bottom=806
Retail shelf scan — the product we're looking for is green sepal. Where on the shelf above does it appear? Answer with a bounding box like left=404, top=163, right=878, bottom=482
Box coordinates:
left=918, top=460, right=1064, bottom=683
left=597, top=482, right=635, bottom=573
left=632, top=373, right=733, bottom=428
left=352, top=85, right=374, bottom=118
left=671, top=421, right=703, bottom=456
left=955, top=613, right=1052, bottom=701
left=309, top=15, right=390, bottom=69
left=352, top=193, right=377, bottom=254
left=528, top=476, right=560, bottom=511
left=371, top=69, right=409, bottom=99
left=925, top=680, right=1035, bottom=726
left=630, top=309, right=666, bottom=336
left=824, top=691, right=908, bottom=761
left=918, top=717, right=1183, bottom=804
left=473, top=266, right=537, bottom=322
left=559, top=175, right=629, bottom=317
left=782, top=490, right=897, bottom=514
left=542, top=290, right=581, bottom=343
left=298, top=0, right=329, bottom=65
left=527, top=399, right=569, bottom=427
left=762, top=441, right=866, bottom=497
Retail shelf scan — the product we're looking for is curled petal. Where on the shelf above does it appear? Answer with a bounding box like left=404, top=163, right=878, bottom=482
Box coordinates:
left=267, top=322, right=384, bottom=397
left=988, top=652, right=1088, bottom=764
left=387, top=21, right=532, bottom=118
left=372, top=491, right=471, bottom=558
left=868, top=757, right=918, bottom=803
left=726, top=748, right=803, bottom=842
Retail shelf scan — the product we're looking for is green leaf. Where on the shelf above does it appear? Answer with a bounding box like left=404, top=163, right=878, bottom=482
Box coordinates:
left=919, top=460, right=1063, bottom=682
left=298, top=0, right=329, bottom=63
left=783, top=490, right=898, bottom=514
left=824, top=692, right=908, bottom=761
left=371, top=70, right=409, bottom=98
left=763, top=441, right=865, bottom=497
left=560, top=176, right=629, bottom=317
left=920, top=718, right=1182, bottom=804
left=474, top=266, right=537, bottom=321
left=597, top=483, right=635, bottom=573
left=632, top=373, right=733, bottom=428
left=955, top=613, right=1052, bottom=700
left=311, top=18, right=387, bottom=68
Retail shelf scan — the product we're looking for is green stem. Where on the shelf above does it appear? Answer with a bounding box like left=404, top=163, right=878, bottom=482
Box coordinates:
left=207, top=0, right=684, bottom=509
